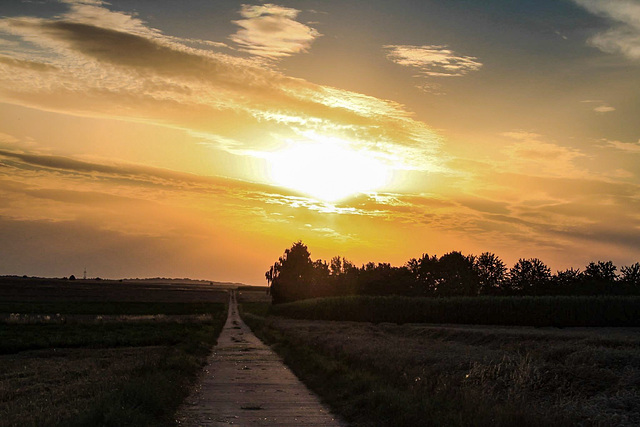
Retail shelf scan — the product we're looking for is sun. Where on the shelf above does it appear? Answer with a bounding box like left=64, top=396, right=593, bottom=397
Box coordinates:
left=267, top=137, right=391, bottom=202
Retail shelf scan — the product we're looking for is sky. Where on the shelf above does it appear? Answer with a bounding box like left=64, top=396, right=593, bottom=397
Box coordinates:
left=1, top=0, right=639, bottom=285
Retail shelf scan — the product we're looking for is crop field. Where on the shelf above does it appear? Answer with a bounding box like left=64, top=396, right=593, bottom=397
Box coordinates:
left=0, top=276, right=231, bottom=303
left=270, top=295, right=640, bottom=327
left=242, top=305, right=640, bottom=426
left=0, top=278, right=228, bottom=427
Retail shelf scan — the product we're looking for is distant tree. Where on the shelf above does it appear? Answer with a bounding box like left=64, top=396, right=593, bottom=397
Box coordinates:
left=329, top=256, right=343, bottom=277
left=268, top=241, right=316, bottom=304
left=337, top=258, right=359, bottom=296
left=553, top=268, right=583, bottom=295
left=436, top=252, right=479, bottom=296
left=407, top=253, right=438, bottom=296
left=584, top=261, right=618, bottom=294
left=620, top=262, right=640, bottom=295
left=474, top=252, right=506, bottom=295
left=69, top=274, right=76, bottom=281
left=585, top=261, right=617, bottom=282
left=508, top=258, right=551, bottom=295
left=312, top=258, right=331, bottom=297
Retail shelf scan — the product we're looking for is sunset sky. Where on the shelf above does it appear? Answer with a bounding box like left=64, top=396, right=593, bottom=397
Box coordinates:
left=1, top=0, right=639, bottom=284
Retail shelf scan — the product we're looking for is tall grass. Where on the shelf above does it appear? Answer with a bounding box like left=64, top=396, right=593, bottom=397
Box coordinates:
left=241, top=311, right=640, bottom=426
left=270, top=295, right=640, bottom=326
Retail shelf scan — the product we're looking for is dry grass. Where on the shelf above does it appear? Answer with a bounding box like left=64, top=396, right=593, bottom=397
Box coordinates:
left=245, top=313, right=640, bottom=426
left=0, top=317, right=226, bottom=426
left=237, top=289, right=271, bottom=303
left=0, top=347, right=166, bottom=426
left=0, top=294, right=228, bottom=426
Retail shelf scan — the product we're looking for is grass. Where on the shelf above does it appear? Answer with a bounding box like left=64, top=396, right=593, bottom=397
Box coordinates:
left=241, top=303, right=640, bottom=426
left=270, top=295, right=640, bottom=327
left=1, top=302, right=227, bottom=427
left=0, top=319, right=222, bottom=355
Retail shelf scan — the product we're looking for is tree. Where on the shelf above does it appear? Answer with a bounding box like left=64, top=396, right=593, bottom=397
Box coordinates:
left=474, top=252, right=506, bottom=295
left=584, top=261, right=618, bottom=294
left=329, top=256, right=343, bottom=276
left=267, top=241, right=315, bottom=304
left=620, top=262, right=640, bottom=294
left=407, top=253, right=438, bottom=296
left=508, top=258, right=551, bottom=295
left=436, top=252, right=479, bottom=296
left=553, top=268, right=583, bottom=295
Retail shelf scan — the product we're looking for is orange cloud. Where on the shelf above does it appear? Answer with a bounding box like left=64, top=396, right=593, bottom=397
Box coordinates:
left=384, top=45, right=483, bottom=77
left=230, top=4, right=321, bottom=58
left=0, top=4, right=441, bottom=175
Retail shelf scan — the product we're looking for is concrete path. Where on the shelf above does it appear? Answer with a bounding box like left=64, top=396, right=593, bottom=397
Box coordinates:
left=176, top=291, right=345, bottom=426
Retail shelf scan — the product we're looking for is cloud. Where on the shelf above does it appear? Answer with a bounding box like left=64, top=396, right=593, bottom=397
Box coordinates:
left=0, top=132, right=19, bottom=144
left=384, top=44, right=482, bottom=77
left=0, top=55, right=58, bottom=72
left=604, top=139, right=640, bottom=153
left=499, top=131, right=587, bottom=178
left=573, top=0, right=640, bottom=60
left=581, top=99, right=615, bottom=113
left=0, top=148, right=289, bottom=200
left=0, top=3, right=441, bottom=174
left=593, top=104, right=616, bottom=113
left=229, top=3, right=321, bottom=58
left=0, top=148, right=394, bottom=221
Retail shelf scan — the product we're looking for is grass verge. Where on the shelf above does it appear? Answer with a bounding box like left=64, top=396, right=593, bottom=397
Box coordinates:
left=240, top=303, right=640, bottom=426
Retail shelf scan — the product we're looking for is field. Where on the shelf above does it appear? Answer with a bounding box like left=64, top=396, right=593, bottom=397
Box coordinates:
left=270, top=295, right=640, bottom=327
left=0, top=277, right=229, bottom=427
left=241, top=297, right=640, bottom=426
left=0, top=276, right=233, bottom=302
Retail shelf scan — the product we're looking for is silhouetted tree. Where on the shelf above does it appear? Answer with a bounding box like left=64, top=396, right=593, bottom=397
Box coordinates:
left=553, top=268, right=583, bottom=295
left=343, top=261, right=410, bottom=296
left=621, top=263, right=640, bottom=294
left=329, top=256, right=343, bottom=276
left=584, top=261, right=618, bottom=295
left=69, top=274, right=76, bottom=281
left=407, top=254, right=438, bottom=296
left=265, top=242, right=640, bottom=301
left=312, top=258, right=331, bottom=297
left=268, top=241, right=315, bottom=304
left=474, top=252, right=506, bottom=295
left=508, top=258, right=551, bottom=295
left=327, top=256, right=359, bottom=296
left=436, top=252, right=479, bottom=296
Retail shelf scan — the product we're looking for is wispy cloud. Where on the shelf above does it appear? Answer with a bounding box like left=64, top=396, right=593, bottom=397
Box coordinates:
left=0, top=2, right=441, bottom=174
left=499, top=131, right=587, bottom=178
left=573, top=0, right=640, bottom=60
left=604, top=139, right=640, bottom=153
left=0, top=132, right=19, bottom=144
left=229, top=3, right=321, bottom=58
left=384, top=44, right=482, bottom=77
left=581, top=99, right=615, bottom=113
left=593, top=104, right=616, bottom=113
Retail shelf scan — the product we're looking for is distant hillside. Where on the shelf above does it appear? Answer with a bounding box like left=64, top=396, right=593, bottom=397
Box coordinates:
left=122, top=277, right=249, bottom=287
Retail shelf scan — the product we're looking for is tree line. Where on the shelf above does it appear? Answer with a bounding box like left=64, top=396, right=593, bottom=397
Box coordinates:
left=266, top=241, right=640, bottom=304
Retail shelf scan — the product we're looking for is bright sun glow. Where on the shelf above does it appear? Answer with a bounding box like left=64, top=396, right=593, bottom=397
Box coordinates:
left=267, top=138, right=391, bottom=202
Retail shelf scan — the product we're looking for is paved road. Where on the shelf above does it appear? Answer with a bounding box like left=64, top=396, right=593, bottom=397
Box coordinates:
left=176, top=291, right=345, bottom=426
